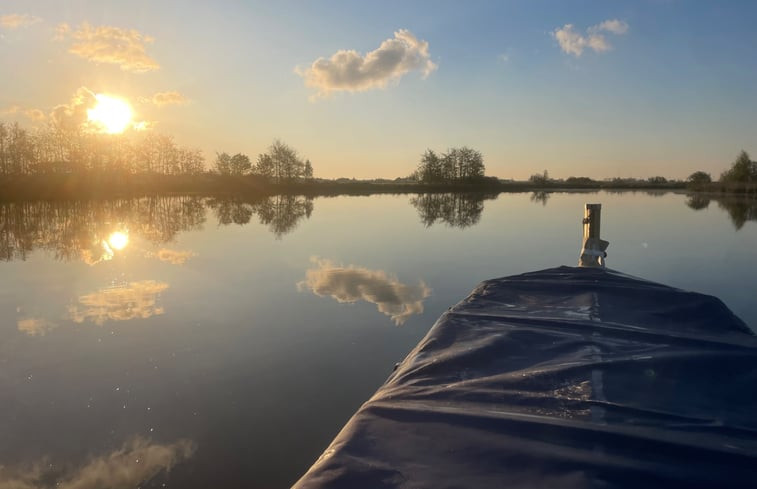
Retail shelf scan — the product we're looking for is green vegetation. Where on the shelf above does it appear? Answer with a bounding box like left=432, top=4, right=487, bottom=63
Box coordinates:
left=687, top=171, right=712, bottom=185
left=720, top=151, right=756, bottom=184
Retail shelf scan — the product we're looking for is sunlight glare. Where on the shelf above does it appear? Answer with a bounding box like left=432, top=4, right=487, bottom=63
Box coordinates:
left=87, top=95, right=133, bottom=134
left=107, top=231, right=129, bottom=251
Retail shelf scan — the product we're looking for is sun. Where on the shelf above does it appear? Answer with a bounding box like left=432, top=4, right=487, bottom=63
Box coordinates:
left=107, top=231, right=129, bottom=251
left=87, top=94, right=133, bottom=134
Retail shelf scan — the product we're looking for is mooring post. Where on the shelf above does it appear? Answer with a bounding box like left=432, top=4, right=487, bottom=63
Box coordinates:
left=579, top=203, right=609, bottom=268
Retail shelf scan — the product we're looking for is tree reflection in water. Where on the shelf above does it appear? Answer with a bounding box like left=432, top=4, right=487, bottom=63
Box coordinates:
left=685, top=194, right=710, bottom=211
left=0, top=195, right=317, bottom=262
left=684, top=194, right=757, bottom=230
left=409, top=193, right=496, bottom=228
left=0, top=196, right=206, bottom=262
left=715, top=197, right=757, bottom=230
left=530, top=191, right=550, bottom=206
left=207, top=195, right=314, bottom=238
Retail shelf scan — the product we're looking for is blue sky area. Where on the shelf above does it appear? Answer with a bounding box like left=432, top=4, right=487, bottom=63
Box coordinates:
left=1, top=0, right=756, bottom=178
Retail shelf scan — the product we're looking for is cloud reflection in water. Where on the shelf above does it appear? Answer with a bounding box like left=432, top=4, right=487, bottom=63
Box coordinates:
left=17, top=317, right=56, bottom=336
left=299, top=258, right=431, bottom=325
left=149, top=248, right=196, bottom=265
left=0, top=436, right=195, bottom=489
left=69, top=280, right=169, bottom=325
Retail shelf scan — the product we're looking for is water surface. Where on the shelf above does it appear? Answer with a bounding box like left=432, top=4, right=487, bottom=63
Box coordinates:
left=1, top=191, right=755, bottom=488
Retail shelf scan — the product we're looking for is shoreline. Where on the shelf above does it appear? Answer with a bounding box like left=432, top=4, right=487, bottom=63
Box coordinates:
left=1, top=174, right=755, bottom=201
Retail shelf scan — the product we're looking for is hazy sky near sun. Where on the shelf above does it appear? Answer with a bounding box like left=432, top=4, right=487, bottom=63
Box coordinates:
left=1, top=0, right=756, bottom=179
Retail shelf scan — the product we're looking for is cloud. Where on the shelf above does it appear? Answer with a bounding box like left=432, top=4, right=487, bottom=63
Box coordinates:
left=591, top=19, right=629, bottom=35
left=299, top=258, right=431, bottom=325
left=24, top=108, right=46, bottom=121
left=0, top=14, right=42, bottom=29
left=1, top=105, right=46, bottom=122
left=17, top=318, right=57, bottom=336
left=0, top=437, right=195, bottom=489
left=49, top=87, right=146, bottom=133
left=69, top=280, right=169, bottom=325
left=296, top=29, right=437, bottom=98
left=150, top=91, right=188, bottom=106
left=49, top=86, right=98, bottom=131
left=150, top=248, right=196, bottom=265
left=53, top=22, right=70, bottom=41
left=553, top=19, right=628, bottom=56
left=57, top=22, right=159, bottom=72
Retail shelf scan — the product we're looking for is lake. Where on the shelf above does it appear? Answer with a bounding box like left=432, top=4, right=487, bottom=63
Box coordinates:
left=1, top=190, right=755, bottom=488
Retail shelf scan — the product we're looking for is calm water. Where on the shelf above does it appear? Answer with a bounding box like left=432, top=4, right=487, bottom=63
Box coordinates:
left=1, top=191, right=755, bottom=488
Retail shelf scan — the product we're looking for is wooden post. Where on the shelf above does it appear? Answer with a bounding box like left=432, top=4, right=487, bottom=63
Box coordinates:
left=579, top=204, right=609, bottom=268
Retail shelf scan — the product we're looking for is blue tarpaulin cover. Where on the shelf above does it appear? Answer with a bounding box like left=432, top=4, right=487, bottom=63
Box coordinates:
left=294, top=267, right=757, bottom=488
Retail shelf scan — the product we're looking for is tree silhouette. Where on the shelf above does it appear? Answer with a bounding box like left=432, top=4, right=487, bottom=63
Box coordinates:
left=0, top=119, right=206, bottom=176
left=687, top=171, right=712, bottom=185
left=721, top=150, right=756, bottom=183
left=253, top=140, right=312, bottom=183
left=415, top=146, right=485, bottom=183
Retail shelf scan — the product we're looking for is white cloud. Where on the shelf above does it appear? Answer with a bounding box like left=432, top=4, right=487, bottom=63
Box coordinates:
left=553, top=19, right=628, bottom=57
left=49, top=86, right=98, bottom=131
left=299, top=258, right=431, bottom=325
left=57, top=22, right=159, bottom=72
left=53, top=22, right=70, bottom=41
left=296, top=29, right=437, bottom=98
left=1, top=105, right=46, bottom=122
left=0, top=13, right=42, bottom=29
left=591, top=19, right=629, bottom=35
left=150, top=91, right=189, bottom=106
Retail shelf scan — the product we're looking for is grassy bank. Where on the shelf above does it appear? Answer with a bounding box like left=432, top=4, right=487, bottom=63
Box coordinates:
left=0, top=173, right=700, bottom=201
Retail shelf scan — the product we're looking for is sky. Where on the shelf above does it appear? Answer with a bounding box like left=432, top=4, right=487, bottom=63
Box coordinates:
left=1, top=0, right=756, bottom=180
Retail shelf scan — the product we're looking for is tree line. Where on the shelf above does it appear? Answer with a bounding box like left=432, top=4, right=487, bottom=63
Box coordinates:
left=0, top=121, right=205, bottom=176
left=686, top=151, right=757, bottom=189
left=0, top=119, right=315, bottom=182
left=212, top=139, right=314, bottom=182
left=413, top=147, right=486, bottom=183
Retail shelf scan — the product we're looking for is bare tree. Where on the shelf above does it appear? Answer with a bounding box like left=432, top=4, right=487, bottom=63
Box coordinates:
left=255, top=139, right=311, bottom=183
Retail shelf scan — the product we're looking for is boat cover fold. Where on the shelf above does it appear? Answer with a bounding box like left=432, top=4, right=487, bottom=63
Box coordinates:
left=294, top=266, right=757, bottom=488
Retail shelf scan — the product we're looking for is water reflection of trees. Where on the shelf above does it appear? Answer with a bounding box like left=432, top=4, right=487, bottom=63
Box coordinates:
left=530, top=191, right=550, bottom=206
left=0, top=195, right=317, bottom=261
left=685, top=194, right=710, bottom=210
left=207, top=195, right=314, bottom=238
left=716, top=197, right=757, bottom=230
left=685, top=194, right=757, bottom=230
left=0, top=196, right=206, bottom=262
left=410, top=193, right=495, bottom=228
